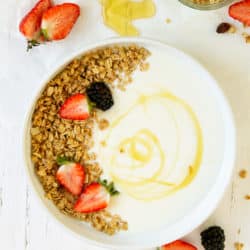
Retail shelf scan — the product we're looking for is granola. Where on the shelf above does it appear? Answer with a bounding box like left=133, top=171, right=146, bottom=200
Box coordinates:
left=30, top=45, right=150, bottom=235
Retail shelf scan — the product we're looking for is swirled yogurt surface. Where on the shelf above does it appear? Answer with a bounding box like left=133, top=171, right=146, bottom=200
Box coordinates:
left=93, top=45, right=225, bottom=233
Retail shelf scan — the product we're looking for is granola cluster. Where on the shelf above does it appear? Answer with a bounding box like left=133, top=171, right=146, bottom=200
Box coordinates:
left=30, top=45, right=150, bottom=235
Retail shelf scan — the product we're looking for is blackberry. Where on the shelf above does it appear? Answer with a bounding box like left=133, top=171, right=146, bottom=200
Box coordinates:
left=86, top=82, right=114, bottom=111
left=201, top=226, right=225, bottom=250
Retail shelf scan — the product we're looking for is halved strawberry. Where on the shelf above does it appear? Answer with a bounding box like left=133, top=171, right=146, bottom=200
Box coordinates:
left=56, top=157, right=85, bottom=196
left=74, top=180, right=119, bottom=213
left=229, top=0, right=250, bottom=26
left=59, top=94, right=91, bottom=120
left=41, top=3, right=80, bottom=41
left=19, top=0, right=52, bottom=49
left=159, top=240, right=197, bottom=250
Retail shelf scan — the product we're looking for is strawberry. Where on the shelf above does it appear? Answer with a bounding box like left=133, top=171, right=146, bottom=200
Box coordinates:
left=41, top=3, right=80, bottom=41
left=74, top=180, right=119, bottom=213
left=59, top=94, right=91, bottom=120
left=229, top=0, right=250, bottom=26
left=56, top=156, right=85, bottom=196
left=19, top=0, right=52, bottom=50
left=158, top=240, right=197, bottom=250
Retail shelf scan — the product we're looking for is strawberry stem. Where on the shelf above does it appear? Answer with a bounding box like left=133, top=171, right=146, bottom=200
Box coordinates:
left=41, top=28, right=49, bottom=41
left=86, top=97, right=96, bottom=113
left=99, top=179, right=120, bottom=196
left=27, top=40, right=40, bottom=51
left=56, top=156, right=72, bottom=165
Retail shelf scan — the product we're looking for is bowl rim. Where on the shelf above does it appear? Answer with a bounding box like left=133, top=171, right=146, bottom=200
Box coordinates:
left=22, top=37, right=236, bottom=249
left=178, top=0, right=235, bottom=10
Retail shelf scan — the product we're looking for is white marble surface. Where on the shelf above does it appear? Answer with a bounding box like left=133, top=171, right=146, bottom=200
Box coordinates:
left=1, top=0, right=250, bottom=249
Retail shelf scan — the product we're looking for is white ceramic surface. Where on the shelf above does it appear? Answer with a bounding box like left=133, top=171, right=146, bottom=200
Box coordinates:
left=23, top=37, right=235, bottom=249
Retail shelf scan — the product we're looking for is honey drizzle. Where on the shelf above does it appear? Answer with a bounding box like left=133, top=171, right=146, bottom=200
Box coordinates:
left=105, top=92, right=203, bottom=201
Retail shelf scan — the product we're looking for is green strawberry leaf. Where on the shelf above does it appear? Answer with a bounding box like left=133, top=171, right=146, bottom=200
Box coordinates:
left=56, top=156, right=72, bottom=166
left=27, top=40, right=40, bottom=52
left=98, top=179, right=120, bottom=196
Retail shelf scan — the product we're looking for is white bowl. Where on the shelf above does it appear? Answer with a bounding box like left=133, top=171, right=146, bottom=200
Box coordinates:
left=23, top=38, right=236, bottom=249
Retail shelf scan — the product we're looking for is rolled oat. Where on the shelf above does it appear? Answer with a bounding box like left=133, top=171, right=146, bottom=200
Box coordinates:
left=30, top=45, right=150, bottom=235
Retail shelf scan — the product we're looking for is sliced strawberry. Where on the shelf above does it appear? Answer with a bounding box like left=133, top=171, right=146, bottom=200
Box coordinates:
left=41, top=3, right=80, bottom=41
left=74, top=183, right=109, bottom=213
left=74, top=181, right=119, bottom=213
left=159, top=240, right=197, bottom=250
left=59, top=94, right=90, bottom=120
left=56, top=157, right=85, bottom=196
left=19, top=0, right=52, bottom=40
left=229, top=0, right=250, bottom=26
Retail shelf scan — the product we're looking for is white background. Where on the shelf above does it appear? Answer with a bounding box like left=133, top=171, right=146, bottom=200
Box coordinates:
left=0, top=0, right=250, bottom=249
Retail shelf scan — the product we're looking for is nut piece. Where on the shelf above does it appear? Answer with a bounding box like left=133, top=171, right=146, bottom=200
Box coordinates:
left=228, top=25, right=236, bottom=34
left=216, top=22, right=231, bottom=34
left=246, top=35, right=250, bottom=44
left=234, top=242, right=244, bottom=250
left=239, top=169, right=247, bottom=178
left=244, top=194, right=250, bottom=200
left=98, top=118, right=109, bottom=130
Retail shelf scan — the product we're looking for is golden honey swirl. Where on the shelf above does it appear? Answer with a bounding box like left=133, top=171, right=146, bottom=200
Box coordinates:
left=105, top=92, right=203, bottom=201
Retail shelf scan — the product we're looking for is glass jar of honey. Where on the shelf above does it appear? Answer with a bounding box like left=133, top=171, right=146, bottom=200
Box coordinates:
left=179, top=0, right=234, bottom=10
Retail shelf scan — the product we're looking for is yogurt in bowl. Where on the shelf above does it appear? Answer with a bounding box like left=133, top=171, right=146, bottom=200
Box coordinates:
left=23, top=37, right=235, bottom=248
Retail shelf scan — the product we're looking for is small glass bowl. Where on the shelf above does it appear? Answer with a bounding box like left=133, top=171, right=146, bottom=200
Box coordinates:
left=179, top=0, right=234, bottom=10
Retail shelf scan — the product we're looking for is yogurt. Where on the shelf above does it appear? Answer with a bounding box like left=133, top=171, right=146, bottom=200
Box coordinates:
left=93, top=45, right=225, bottom=233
